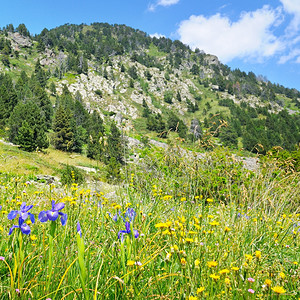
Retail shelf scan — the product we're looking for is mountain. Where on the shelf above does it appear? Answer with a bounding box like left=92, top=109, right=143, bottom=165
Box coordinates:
left=0, top=22, right=299, bottom=158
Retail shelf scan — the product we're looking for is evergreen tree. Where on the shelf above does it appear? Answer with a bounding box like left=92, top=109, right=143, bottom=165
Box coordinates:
left=9, top=101, right=49, bottom=151
left=106, top=122, right=124, bottom=164
left=52, top=105, right=74, bottom=151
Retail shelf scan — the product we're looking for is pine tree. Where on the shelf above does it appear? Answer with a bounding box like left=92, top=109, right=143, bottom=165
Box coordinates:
left=52, top=105, right=74, bottom=151
left=106, top=122, right=124, bottom=164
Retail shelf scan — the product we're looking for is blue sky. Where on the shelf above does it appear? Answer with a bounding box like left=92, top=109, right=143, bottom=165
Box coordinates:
left=0, top=0, right=299, bottom=90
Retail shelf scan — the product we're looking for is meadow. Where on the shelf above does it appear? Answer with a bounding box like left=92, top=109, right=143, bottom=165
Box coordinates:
left=0, top=147, right=299, bottom=299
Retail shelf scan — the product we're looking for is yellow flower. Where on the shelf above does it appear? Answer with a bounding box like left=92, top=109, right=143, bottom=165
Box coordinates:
left=194, top=259, right=200, bottom=267
left=155, top=221, right=172, bottom=228
left=30, top=235, right=37, bottom=241
left=231, top=267, right=239, bottom=271
left=292, top=261, right=298, bottom=265
left=207, top=261, right=218, bottom=268
left=197, top=287, right=205, bottom=294
left=271, top=286, right=286, bottom=294
left=209, top=273, right=220, bottom=280
left=185, top=238, right=194, bottom=243
left=224, top=226, right=231, bottom=232
left=207, top=198, right=213, bottom=203
left=279, top=272, right=285, bottom=279
left=245, top=254, right=253, bottom=262
left=255, top=251, right=261, bottom=259
left=224, top=278, right=231, bottom=285
left=265, top=279, right=272, bottom=287
left=188, top=296, right=197, bottom=300
left=209, top=221, right=220, bottom=226
left=219, top=269, right=230, bottom=275
left=166, top=253, right=172, bottom=261
left=181, top=258, right=186, bottom=265
left=127, top=260, right=135, bottom=266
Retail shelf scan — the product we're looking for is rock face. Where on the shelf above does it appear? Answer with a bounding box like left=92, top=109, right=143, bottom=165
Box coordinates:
left=8, top=32, right=32, bottom=48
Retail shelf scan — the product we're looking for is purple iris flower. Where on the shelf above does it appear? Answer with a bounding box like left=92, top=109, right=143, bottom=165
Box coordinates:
left=9, top=217, right=31, bottom=235
left=38, top=200, right=67, bottom=226
left=122, top=208, right=136, bottom=222
left=8, top=202, right=35, bottom=224
left=77, top=221, right=82, bottom=237
left=109, top=211, right=121, bottom=222
left=118, top=221, right=139, bottom=242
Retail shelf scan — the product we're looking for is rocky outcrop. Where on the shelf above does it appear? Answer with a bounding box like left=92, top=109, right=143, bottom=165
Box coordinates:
left=8, top=32, right=32, bottom=48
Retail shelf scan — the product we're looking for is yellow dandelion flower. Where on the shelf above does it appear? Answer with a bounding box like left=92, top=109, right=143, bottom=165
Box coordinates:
left=207, top=261, right=218, bottom=268
left=185, top=238, right=194, bottom=243
left=188, top=296, right=197, bottom=300
left=271, top=286, right=286, bottom=294
left=127, top=260, right=135, bottom=266
left=209, top=221, right=220, bottom=226
left=255, top=251, right=262, bottom=259
left=181, top=258, right=186, bottom=265
left=224, top=278, right=230, bottom=285
left=197, top=287, right=205, bottom=294
left=231, top=267, right=239, bottom=271
left=219, top=269, right=230, bottom=275
left=207, top=198, right=213, bottom=203
left=224, top=226, right=231, bottom=232
left=265, top=279, right=272, bottom=287
left=209, top=273, right=220, bottom=280
left=279, top=272, right=285, bottom=279
left=245, top=254, right=253, bottom=262
left=194, top=259, right=200, bottom=267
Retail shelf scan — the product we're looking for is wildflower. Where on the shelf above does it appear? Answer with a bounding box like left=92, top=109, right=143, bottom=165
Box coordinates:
left=279, top=272, right=285, bottom=279
left=197, top=287, right=205, bottom=294
left=118, top=221, right=139, bottom=242
left=219, top=269, right=230, bottom=275
left=38, top=200, right=67, bottom=226
left=248, top=289, right=255, bottom=294
left=188, top=296, right=197, bottom=300
left=255, top=251, right=261, bottom=259
left=9, top=217, right=31, bottom=235
left=155, top=221, right=172, bottom=228
left=209, top=273, right=220, bottom=280
left=0, top=256, right=5, bottom=261
left=127, top=260, right=135, bottom=266
left=8, top=202, right=35, bottom=223
left=225, top=278, right=230, bottom=285
left=181, top=258, right=186, bottom=265
left=209, top=221, right=220, bottom=226
left=77, top=221, right=82, bottom=238
left=224, top=226, right=231, bottom=232
left=207, top=198, right=213, bottom=203
left=194, top=259, right=200, bottom=268
left=166, top=253, right=172, bottom=261
left=271, top=286, right=286, bottom=294
left=122, top=208, right=136, bottom=222
left=265, top=279, right=271, bottom=287
left=248, top=277, right=255, bottom=283
left=245, top=254, right=253, bottom=262
left=207, top=261, right=218, bottom=268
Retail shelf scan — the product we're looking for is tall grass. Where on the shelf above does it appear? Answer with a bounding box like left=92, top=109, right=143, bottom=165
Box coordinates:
left=0, top=147, right=299, bottom=299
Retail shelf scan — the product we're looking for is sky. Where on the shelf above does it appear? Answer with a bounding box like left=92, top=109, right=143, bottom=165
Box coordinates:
left=0, top=0, right=299, bottom=90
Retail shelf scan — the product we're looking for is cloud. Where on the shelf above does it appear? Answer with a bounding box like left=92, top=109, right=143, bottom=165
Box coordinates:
left=279, top=48, right=300, bottom=64
left=280, top=0, right=300, bottom=34
left=150, top=33, right=166, bottom=39
left=177, top=5, right=284, bottom=63
left=148, top=0, right=179, bottom=11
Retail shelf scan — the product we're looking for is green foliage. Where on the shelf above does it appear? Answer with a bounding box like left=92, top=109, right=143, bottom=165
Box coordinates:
left=163, top=90, right=173, bottom=104
left=60, top=164, right=85, bottom=185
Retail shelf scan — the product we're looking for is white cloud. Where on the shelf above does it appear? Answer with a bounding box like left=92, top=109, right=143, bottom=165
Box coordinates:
left=280, top=0, right=300, bottom=34
left=150, top=33, right=166, bottom=39
left=177, top=5, right=284, bottom=63
left=148, top=0, right=179, bottom=11
left=279, top=49, right=300, bottom=63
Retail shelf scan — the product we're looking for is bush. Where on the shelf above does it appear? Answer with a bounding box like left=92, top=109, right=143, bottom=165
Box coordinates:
left=60, top=165, right=85, bottom=185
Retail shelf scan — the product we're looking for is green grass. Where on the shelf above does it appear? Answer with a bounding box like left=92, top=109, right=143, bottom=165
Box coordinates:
left=0, top=146, right=298, bottom=299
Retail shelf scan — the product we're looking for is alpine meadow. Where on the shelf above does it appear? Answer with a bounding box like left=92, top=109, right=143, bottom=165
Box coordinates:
left=0, top=22, right=299, bottom=300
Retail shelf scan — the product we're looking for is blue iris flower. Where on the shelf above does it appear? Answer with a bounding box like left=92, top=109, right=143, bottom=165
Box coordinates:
left=118, top=221, right=139, bottom=242
left=38, top=200, right=68, bottom=226
left=77, top=221, right=82, bottom=237
left=9, top=217, right=31, bottom=235
left=122, top=208, right=136, bottom=222
left=8, top=202, right=35, bottom=224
